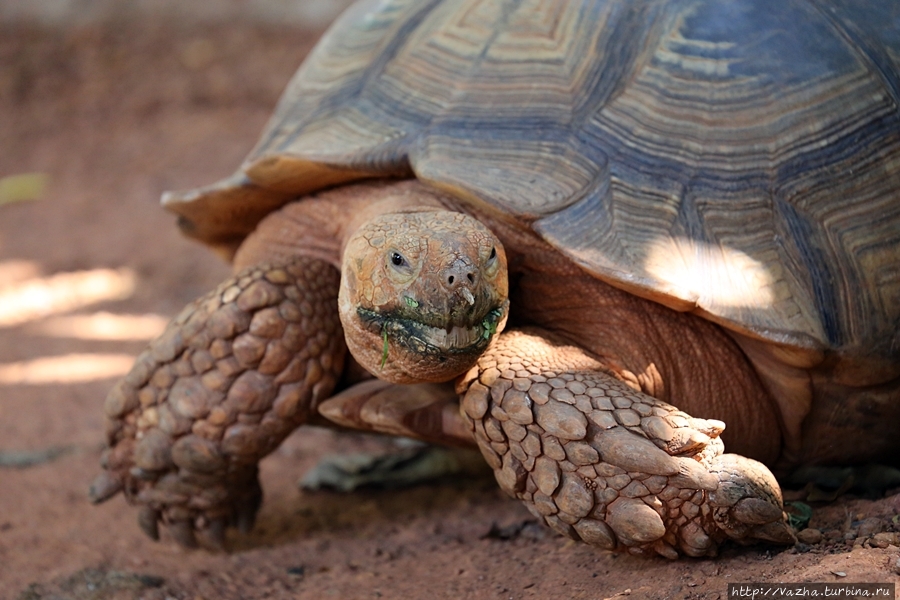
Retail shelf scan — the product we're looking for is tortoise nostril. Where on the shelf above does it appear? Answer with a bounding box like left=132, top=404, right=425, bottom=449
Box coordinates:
left=447, top=272, right=475, bottom=287
left=444, top=260, right=476, bottom=289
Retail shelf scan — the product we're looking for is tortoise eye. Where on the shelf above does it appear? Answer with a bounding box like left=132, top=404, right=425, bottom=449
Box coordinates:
left=390, top=251, right=407, bottom=267
left=483, top=246, right=500, bottom=277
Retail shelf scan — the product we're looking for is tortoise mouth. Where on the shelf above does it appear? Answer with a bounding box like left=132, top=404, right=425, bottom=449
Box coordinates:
left=356, top=301, right=508, bottom=357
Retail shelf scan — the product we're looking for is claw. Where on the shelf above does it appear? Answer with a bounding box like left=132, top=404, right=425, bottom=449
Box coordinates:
left=129, top=466, right=158, bottom=481
left=137, top=506, right=161, bottom=541
left=235, top=502, right=258, bottom=534
left=88, top=471, right=123, bottom=504
left=709, top=454, right=792, bottom=545
left=204, top=518, right=228, bottom=551
left=169, top=519, right=198, bottom=548
left=235, top=476, right=263, bottom=534
left=748, top=520, right=797, bottom=545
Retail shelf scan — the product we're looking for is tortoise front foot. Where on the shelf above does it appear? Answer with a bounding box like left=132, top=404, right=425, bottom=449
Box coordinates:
left=89, top=258, right=345, bottom=548
left=91, top=462, right=263, bottom=549
left=458, top=329, right=792, bottom=558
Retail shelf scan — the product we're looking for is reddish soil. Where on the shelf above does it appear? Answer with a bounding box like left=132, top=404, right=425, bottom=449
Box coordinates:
left=1, top=19, right=898, bottom=600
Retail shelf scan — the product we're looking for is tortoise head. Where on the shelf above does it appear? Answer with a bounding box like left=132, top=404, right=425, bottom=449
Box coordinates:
left=338, top=210, right=509, bottom=384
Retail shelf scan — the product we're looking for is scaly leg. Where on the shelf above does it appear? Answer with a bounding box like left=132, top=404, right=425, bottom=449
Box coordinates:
left=458, top=329, right=794, bottom=558
left=89, top=257, right=345, bottom=548
left=318, top=379, right=474, bottom=447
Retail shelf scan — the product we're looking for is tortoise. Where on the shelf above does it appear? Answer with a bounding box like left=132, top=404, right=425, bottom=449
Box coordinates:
left=89, top=0, right=900, bottom=559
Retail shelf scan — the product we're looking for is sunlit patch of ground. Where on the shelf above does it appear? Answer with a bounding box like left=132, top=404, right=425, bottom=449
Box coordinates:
left=28, top=312, right=168, bottom=341
left=0, top=353, right=138, bottom=384
left=0, top=266, right=137, bottom=328
left=0, top=261, right=168, bottom=385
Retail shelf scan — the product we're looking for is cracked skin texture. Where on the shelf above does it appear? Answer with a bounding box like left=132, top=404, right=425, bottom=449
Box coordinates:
left=94, top=258, right=346, bottom=547
left=92, top=180, right=794, bottom=557
left=339, top=209, right=509, bottom=384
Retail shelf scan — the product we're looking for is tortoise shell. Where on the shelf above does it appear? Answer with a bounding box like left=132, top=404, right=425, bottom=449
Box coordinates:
left=163, top=0, right=900, bottom=379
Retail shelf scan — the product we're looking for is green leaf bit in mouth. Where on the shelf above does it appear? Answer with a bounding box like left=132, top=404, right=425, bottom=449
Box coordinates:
left=481, top=307, right=502, bottom=340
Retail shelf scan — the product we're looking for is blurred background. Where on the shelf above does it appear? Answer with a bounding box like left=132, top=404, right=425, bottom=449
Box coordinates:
left=0, top=0, right=353, bottom=28
left=0, top=1, right=349, bottom=386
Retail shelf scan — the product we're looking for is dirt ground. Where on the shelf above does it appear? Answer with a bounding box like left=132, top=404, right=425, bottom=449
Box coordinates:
left=1, top=18, right=899, bottom=600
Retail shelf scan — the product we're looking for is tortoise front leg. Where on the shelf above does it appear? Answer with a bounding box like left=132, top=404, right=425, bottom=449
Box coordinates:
left=458, top=329, right=795, bottom=558
left=89, top=257, right=345, bottom=548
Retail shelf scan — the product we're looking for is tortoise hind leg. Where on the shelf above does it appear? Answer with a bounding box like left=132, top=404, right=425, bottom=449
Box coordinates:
left=302, top=380, right=487, bottom=491
left=457, top=328, right=794, bottom=558
left=89, top=257, right=345, bottom=549
left=318, top=379, right=475, bottom=447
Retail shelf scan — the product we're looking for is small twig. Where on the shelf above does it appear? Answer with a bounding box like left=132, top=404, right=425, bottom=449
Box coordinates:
left=0, top=446, right=72, bottom=468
